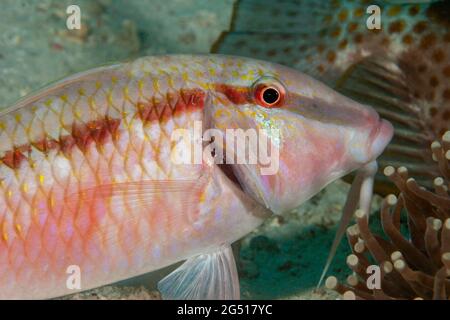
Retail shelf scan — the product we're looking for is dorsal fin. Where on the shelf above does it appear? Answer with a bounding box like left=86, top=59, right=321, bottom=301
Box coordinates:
left=0, top=63, right=121, bottom=118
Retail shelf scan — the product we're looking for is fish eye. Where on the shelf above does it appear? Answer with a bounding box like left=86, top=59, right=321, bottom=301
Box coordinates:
left=262, top=87, right=279, bottom=104
left=253, top=78, right=285, bottom=108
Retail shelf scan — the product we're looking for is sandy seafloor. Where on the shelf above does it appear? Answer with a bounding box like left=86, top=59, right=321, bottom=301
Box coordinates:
left=0, top=0, right=383, bottom=300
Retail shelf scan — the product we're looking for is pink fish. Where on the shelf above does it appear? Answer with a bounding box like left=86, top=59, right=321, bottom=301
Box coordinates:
left=0, top=54, right=393, bottom=299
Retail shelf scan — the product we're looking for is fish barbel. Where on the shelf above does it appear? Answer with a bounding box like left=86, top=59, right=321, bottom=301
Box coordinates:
left=0, top=54, right=392, bottom=299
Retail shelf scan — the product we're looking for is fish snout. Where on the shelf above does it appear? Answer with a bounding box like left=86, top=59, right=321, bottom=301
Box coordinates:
left=346, top=103, right=393, bottom=165
left=355, top=101, right=394, bottom=162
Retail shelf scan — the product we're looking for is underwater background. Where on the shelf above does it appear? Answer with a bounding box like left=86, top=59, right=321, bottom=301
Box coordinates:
left=1, top=0, right=448, bottom=300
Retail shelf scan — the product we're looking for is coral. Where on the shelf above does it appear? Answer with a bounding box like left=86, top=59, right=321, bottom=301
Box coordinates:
left=326, top=131, right=450, bottom=300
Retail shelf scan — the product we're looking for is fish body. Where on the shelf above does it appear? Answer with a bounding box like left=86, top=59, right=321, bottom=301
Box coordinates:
left=0, top=54, right=392, bottom=299
left=215, top=0, right=450, bottom=190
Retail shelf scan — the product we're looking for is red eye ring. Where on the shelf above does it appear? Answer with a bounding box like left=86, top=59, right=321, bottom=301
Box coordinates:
left=254, top=84, right=284, bottom=108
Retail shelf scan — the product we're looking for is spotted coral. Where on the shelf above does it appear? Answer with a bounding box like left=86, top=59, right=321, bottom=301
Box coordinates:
left=326, top=131, right=450, bottom=300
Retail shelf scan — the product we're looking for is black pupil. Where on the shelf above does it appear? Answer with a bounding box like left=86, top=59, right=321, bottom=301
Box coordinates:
left=263, top=88, right=279, bottom=104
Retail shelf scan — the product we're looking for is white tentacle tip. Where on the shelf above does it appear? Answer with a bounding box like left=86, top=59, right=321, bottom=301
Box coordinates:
left=346, top=254, right=359, bottom=267
left=386, top=194, right=397, bottom=206
left=431, top=141, right=441, bottom=149
left=343, top=291, right=356, bottom=300
left=442, top=131, right=450, bottom=142
left=397, top=166, right=407, bottom=174
left=325, top=276, right=338, bottom=290
left=445, top=218, right=450, bottom=230
left=354, top=209, right=366, bottom=219
left=393, top=259, right=406, bottom=271
left=382, top=261, right=393, bottom=273
left=383, top=166, right=395, bottom=177
left=391, top=251, right=403, bottom=262
left=434, top=177, right=444, bottom=186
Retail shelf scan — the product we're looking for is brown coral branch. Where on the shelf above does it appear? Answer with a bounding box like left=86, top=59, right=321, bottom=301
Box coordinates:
left=424, top=217, right=443, bottom=269
left=433, top=267, right=448, bottom=300
left=380, top=195, right=434, bottom=273
left=328, top=130, right=450, bottom=300
left=355, top=209, right=390, bottom=264
left=441, top=219, right=450, bottom=253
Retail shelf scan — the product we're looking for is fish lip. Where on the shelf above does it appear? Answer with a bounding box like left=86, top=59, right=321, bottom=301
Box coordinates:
left=367, top=110, right=381, bottom=139
left=370, top=118, right=394, bottom=159
left=369, top=118, right=381, bottom=143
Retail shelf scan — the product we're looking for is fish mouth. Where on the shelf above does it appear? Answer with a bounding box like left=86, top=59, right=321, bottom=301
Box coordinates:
left=218, top=163, right=245, bottom=192
left=370, top=119, right=394, bottom=160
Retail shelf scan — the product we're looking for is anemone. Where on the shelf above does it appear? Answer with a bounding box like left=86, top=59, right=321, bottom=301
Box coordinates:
left=327, top=131, right=450, bottom=300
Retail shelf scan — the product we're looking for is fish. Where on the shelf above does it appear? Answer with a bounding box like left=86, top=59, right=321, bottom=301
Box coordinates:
left=0, top=54, right=393, bottom=299
left=213, top=0, right=450, bottom=193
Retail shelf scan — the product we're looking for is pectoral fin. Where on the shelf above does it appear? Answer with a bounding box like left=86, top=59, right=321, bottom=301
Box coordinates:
left=157, top=244, right=240, bottom=300
left=64, top=177, right=206, bottom=216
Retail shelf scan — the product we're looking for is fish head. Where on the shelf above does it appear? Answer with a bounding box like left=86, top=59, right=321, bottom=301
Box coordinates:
left=209, top=57, right=393, bottom=214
